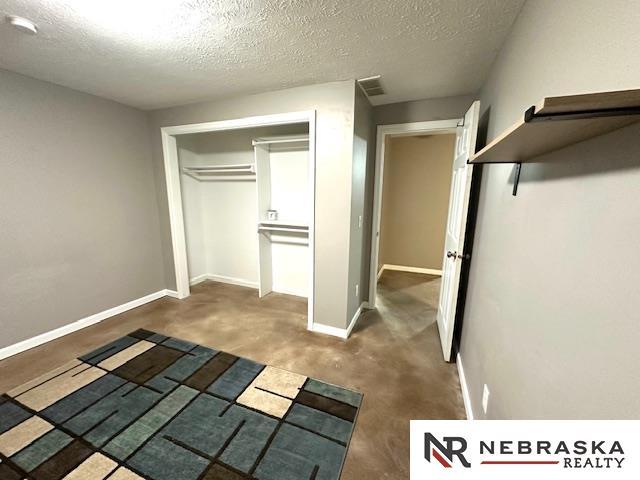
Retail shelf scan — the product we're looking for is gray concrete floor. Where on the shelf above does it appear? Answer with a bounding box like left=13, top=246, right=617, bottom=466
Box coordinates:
left=0, top=271, right=465, bottom=479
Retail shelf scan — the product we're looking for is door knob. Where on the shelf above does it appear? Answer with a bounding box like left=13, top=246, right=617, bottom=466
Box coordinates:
left=447, top=251, right=457, bottom=259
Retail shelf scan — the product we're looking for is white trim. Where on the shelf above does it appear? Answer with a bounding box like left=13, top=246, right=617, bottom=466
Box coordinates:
left=346, top=301, right=366, bottom=337
left=190, top=273, right=258, bottom=289
left=160, top=110, right=317, bottom=330
left=164, top=289, right=180, bottom=299
left=456, top=353, right=474, bottom=420
left=368, top=119, right=460, bottom=308
left=310, top=301, right=366, bottom=340
left=380, top=264, right=443, bottom=276
left=310, top=323, right=349, bottom=340
left=189, top=274, right=210, bottom=286
left=0, top=290, right=172, bottom=361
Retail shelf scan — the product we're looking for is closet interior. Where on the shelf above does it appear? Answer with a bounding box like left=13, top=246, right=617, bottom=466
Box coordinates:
left=177, top=123, right=312, bottom=306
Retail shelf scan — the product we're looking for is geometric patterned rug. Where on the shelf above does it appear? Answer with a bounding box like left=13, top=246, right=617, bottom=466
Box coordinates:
left=0, top=329, right=362, bottom=480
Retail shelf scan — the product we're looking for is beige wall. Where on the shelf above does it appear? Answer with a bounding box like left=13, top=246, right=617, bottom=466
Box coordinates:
left=460, top=0, right=640, bottom=418
left=147, top=81, right=358, bottom=329
left=379, top=135, right=455, bottom=271
left=0, top=69, right=165, bottom=349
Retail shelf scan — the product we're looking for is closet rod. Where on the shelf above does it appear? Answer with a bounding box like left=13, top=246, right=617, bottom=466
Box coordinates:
left=183, top=169, right=254, bottom=174
left=258, top=226, right=309, bottom=234
left=182, top=164, right=255, bottom=172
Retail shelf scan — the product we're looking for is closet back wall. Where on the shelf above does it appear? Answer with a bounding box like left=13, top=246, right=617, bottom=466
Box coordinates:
left=0, top=69, right=164, bottom=349
left=178, top=125, right=307, bottom=289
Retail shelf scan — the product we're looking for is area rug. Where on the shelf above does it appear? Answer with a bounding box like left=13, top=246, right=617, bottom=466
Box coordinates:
left=0, top=329, right=362, bottom=480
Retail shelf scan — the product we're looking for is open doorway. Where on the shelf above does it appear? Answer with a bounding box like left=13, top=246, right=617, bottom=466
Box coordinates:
left=376, top=132, right=456, bottom=332
left=369, top=105, right=480, bottom=361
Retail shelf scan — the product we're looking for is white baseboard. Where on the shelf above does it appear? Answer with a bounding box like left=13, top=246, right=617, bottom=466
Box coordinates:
left=189, top=274, right=210, bottom=286
left=311, top=302, right=367, bottom=340
left=456, top=352, right=474, bottom=420
left=190, top=273, right=258, bottom=290
left=381, top=264, right=443, bottom=276
left=0, top=290, right=172, bottom=361
left=377, top=266, right=384, bottom=280
left=346, top=301, right=366, bottom=337
left=164, top=289, right=180, bottom=299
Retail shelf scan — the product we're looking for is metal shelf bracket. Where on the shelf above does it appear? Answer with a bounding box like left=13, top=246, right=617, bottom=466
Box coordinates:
left=513, top=162, right=522, bottom=196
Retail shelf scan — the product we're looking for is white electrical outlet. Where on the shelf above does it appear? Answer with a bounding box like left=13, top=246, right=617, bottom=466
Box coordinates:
left=482, top=384, right=490, bottom=415
left=355, top=284, right=359, bottom=297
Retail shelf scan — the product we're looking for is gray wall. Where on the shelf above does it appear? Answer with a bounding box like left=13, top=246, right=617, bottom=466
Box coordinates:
left=0, top=69, right=165, bottom=348
left=460, top=0, right=640, bottom=418
left=379, top=134, right=455, bottom=271
left=374, top=95, right=475, bottom=126
left=348, top=85, right=375, bottom=320
left=147, top=81, right=357, bottom=329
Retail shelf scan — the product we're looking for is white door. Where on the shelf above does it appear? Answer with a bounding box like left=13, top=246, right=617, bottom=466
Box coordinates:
left=436, top=101, right=480, bottom=361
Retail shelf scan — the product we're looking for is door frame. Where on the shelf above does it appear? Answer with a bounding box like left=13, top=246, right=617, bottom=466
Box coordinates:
left=368, top=119, right=461, bottom=307
left=161, top=110, right=317, bottom=330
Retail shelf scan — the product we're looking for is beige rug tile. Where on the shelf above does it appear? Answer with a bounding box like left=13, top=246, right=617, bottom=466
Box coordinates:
left=237, top=387, right=292, bottom=418
left=62, top=453, right=117, bottom=480
left=7, top=359, right=82, bottom=397
left=109, top=467, right=144, bottom=480
left=98, top=340, right=155, bottom=371
left=0, top=416, right=53, bottom=457
left=252, top=366, right=306, bottom=399
left=16, top=363, right=106, bottom=411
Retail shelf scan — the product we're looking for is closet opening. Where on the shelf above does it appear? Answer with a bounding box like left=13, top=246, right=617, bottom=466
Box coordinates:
left=161, top=111, right=316, bottom=329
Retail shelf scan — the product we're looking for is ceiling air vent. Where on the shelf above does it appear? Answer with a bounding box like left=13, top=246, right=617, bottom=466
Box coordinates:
left=357, top=75, right=385, bottom=97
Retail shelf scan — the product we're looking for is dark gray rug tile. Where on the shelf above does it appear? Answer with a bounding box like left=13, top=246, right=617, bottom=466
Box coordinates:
left=207, top=359, right=263, bottom=400
left=303, top=379, right=363, bottom=408
left=103, top=385, right=198, bottom=460
left=63, top=383, right=161, bottom=448
left=10, top=429, right=72, bottom=472
left=0, top=401, right=31, bottom=434
left=285, top=403, right=351, bottom=443
left=42, top=374, right=126, bottom=424
left=127, top=434, right=209, bottom=480
left=254, top=424, right=345, bottom=480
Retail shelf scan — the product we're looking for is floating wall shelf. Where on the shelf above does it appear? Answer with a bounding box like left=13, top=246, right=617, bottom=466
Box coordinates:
left=470, top=89, right=640, bottom=165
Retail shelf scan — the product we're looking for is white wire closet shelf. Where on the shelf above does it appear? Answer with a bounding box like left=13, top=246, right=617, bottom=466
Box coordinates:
left=257, top=222, right=309, bottom=235
left=182, top=164, right=256, bottom=180
left=252, top=134, right=309, bottom=146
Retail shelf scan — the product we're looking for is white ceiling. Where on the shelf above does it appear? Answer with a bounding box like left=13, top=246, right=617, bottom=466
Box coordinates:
left=0, top=0, right=525, bottom=110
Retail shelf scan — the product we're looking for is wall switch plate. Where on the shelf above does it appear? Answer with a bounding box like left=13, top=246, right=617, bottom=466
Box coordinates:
left=355, top=284, right=359, bottom=297
left=482, top=384, right=490, bottom=415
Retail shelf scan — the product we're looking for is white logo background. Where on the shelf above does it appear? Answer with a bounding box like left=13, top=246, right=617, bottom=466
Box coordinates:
left=411, top=420, right=640, bottom=479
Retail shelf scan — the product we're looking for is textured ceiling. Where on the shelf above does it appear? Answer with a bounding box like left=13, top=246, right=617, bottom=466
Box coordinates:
left=0, top=0, right=525, bottom=110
